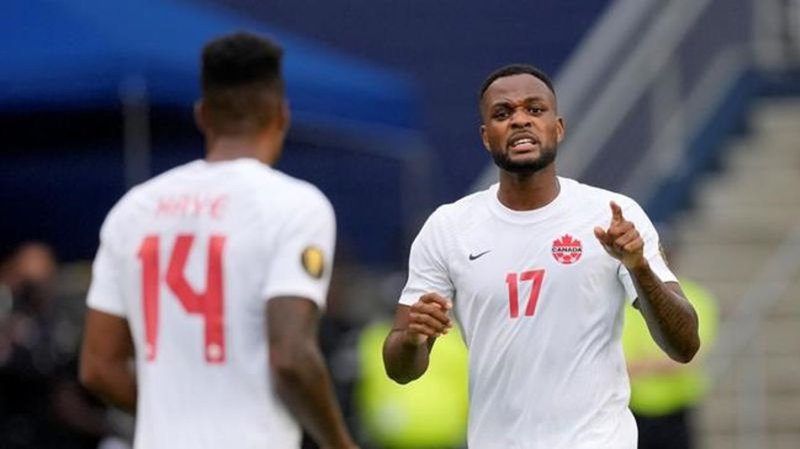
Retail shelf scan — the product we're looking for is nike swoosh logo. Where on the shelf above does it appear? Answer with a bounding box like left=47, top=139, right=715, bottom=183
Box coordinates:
left=469, top=250, right=492, bottom=261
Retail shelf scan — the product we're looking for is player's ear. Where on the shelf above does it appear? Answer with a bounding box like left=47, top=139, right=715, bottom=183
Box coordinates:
left=276, top=98, right=291, bottom=134
left=480, top=124, right=491, bottom=152
left=556, top=116, right=566, bottom=144
left=194, top=99, right=207, bottom=134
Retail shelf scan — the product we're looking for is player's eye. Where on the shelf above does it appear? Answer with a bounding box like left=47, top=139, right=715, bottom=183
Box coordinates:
left=492, top=109, right=510, bottom=120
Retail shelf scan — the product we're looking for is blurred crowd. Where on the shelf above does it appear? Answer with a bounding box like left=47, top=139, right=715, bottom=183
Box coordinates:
left=0, top=242, right=108, bottom=448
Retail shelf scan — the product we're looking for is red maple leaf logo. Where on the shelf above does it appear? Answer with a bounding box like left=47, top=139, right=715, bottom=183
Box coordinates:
left=554, top=234, right=579, bottom=246
left=552, top=234, right=582, bottom=265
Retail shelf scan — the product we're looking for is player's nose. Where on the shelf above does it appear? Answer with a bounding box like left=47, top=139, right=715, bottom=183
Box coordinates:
left=510, top=109, right=532, bottom=128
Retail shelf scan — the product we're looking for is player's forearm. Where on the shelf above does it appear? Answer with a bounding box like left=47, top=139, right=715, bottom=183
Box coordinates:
left=271, top=343, right=355, bottom=449
left=382, top=329, right=433, bottom=384
left=78, top=358, right=136, bottom=413
left=630, top=262, right=700, bottom=363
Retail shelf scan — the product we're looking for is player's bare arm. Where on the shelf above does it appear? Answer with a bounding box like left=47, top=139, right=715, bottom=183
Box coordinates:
left=267, top=297, right=357, bottom=449
left=594, top=201, right=700, bottom=363
left=383, top=292, right=452, bottom=384
left=79, top=309, right=137, bottom=412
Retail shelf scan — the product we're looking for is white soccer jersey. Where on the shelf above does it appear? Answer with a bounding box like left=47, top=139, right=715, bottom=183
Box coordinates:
left=87, top=158, right=336, bottom=449
left=399, top=177, right=676, bottom=449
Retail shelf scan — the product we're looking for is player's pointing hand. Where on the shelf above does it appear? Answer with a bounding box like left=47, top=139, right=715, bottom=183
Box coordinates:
left=405, top=293, right=453, bottom=346
left=593, top=201, right=646, bottom=270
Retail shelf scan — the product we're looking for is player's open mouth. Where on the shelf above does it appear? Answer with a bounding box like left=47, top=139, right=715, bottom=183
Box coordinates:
left=508, top=135, right=539, bottom=151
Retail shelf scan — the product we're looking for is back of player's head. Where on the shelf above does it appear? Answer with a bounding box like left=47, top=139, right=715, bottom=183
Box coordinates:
left=201, top=31, right=284, bottom=135
left=479, top=64, right=556, bottom=100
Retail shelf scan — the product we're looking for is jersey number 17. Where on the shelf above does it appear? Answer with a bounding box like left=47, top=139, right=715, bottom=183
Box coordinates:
left=505, top=269, right=545, bottom=319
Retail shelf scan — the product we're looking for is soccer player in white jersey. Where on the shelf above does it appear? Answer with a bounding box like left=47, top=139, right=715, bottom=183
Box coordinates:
left=79, top=32, right=357, bottom=449
left=382, top=64, right=701, bottom=449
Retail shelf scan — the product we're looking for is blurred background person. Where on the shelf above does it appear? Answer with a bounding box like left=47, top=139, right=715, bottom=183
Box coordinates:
left=0, top=242, right=110, bottom=449
left=355, top=319, right=468, bottom=449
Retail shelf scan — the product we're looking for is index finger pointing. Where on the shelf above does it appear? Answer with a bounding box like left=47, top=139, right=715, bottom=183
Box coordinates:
left=610, top=201, right=624, bottom=223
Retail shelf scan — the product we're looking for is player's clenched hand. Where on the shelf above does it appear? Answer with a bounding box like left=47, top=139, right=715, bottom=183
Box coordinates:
left=593, top=201, right=646, bottom=270
left=404, top=293, right=453, bottom=346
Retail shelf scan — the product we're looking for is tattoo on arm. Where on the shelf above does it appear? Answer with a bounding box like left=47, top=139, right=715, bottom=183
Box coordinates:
left=631, top=263, right=700, bottom=363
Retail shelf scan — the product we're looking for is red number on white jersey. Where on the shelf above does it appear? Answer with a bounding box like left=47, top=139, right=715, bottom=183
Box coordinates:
left=137, top=234, right=227, bottom=363
left=505, top=269, right=545, bottom=319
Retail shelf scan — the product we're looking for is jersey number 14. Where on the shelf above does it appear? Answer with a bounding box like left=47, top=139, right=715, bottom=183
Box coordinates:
left=138, top=234, right=226, bottom=364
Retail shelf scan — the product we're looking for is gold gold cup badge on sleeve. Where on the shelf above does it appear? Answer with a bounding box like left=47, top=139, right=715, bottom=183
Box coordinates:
left=301, top=246, right=325, bottom=279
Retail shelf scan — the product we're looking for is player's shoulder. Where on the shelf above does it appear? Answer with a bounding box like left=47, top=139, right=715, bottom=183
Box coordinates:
left=433, top=187, right=489, bottom=219
left=105, top=160, right=196, bottom=211
left=423, top=186, right=493, bottom=232
left=98, top=180, right=153, bottom=239
left=120, top=159, right=205, bottom=200
left=228, top=163, right=334, bottom=228
left=254, top=166, right=333, bottom=214
left=166, top=158, right=329, bottom=207
left=562, top=177, right=642, bottom=210
left=269, top=168, right=328, bottom=201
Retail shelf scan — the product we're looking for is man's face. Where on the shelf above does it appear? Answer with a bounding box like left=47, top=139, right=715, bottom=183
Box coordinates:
left=8, top=243, right=57, bottom=311
left=480, top=74, right=565, bottom=175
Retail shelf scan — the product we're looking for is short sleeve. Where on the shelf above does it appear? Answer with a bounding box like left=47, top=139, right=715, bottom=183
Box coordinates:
left=399, top=210, right=454, bottom=306
left=616, top=200, right=678, bottom=302
left=86, top=211, right=127, bottom=317
left=261, top=189, right=336, bottom=309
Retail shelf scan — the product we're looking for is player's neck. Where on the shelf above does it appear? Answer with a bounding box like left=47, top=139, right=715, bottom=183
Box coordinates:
left=497, top=165, right=559, bottom=211
left=205, top=134, right=280, bottom=166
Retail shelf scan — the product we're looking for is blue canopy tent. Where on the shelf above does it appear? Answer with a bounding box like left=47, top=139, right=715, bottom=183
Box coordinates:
left=1, top=0, right=415, bottom=127
left=0, top=0, right=432, bottom=266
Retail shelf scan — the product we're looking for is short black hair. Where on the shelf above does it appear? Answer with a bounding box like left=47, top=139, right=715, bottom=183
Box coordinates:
left=201, top=31, right=284, bottom=134
left=479, top=64, right=556, bottom=99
